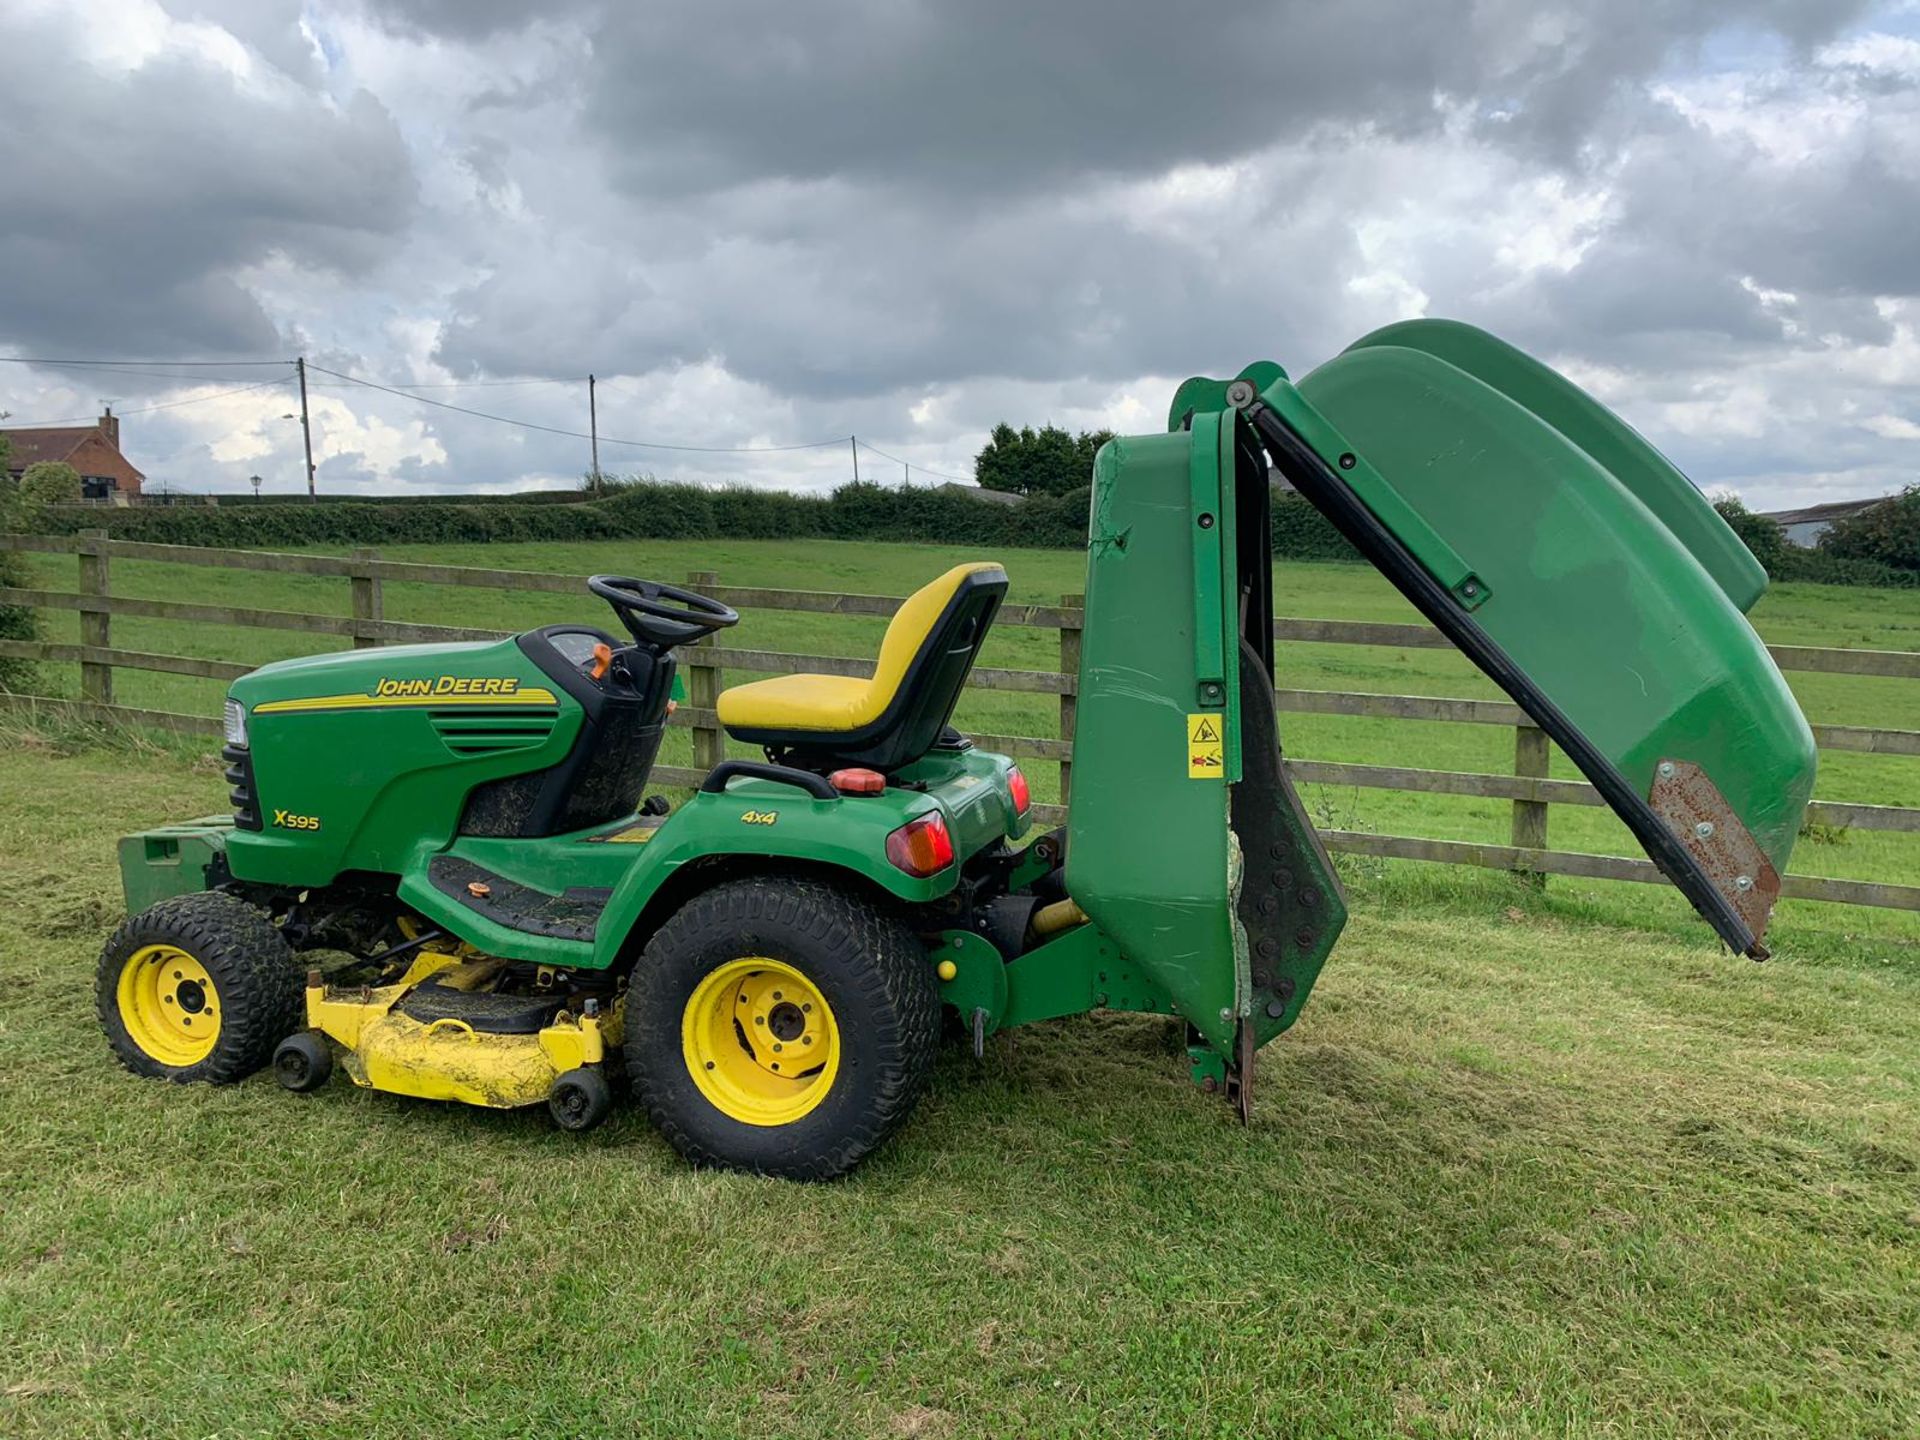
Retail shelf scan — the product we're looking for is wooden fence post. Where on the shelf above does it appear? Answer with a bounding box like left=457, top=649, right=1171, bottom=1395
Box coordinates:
left=77, top=528, right=112, bottom=707
left=685, top=570, right=724, bottom=776
left=1058, top=592, right=1082, bottom=806
left=349, top=548, right=383, bottom=649
left=1512, top=723, right=1550, bottom=888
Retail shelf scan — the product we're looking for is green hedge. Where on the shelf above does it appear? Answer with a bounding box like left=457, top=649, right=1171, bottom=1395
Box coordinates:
left=35, top=481, right=1363, bottom=562
left=1769, top=547, right=1919, bottom=589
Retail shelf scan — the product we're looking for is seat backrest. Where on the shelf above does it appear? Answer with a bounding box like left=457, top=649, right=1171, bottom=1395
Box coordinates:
left=812, top=561, right=1007, bottom=771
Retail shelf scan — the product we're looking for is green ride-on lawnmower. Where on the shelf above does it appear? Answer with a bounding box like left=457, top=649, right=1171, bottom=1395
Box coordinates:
left=97, top=321, right=1818, bottom=1179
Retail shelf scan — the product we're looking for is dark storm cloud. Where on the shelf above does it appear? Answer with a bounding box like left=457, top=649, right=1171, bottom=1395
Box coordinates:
left=0, top=0, right=1912, bottom=505
left=359, top=0, right=596, bottom=41
left=0, top=7, right=415, bottom=358
left=425, top=0, right=1883, bottom=402
left=574, top=0, right=1868, bottom=194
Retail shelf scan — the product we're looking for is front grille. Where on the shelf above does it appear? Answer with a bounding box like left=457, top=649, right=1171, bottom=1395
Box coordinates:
left=223, top=743, right=262, bottom=831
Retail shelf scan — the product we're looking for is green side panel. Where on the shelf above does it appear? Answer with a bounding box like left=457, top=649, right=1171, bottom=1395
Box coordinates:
left=224, top=639, right=584, bottom=888
left=1344, top=320, right=1765, bottom=613
left=116, top=819, right=232, bottom=914
left=1273, top=353, right=1815, bottom=875
left=1067, top=430, right=1240, bottom=1054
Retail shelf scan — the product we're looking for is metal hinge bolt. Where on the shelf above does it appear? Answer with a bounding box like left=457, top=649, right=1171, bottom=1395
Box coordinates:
left=1695, top=821, right=1715, bottom=839
left=1658, top=762, right=1676, bottom=778
left=1735, top=875, right=1753, bottom=891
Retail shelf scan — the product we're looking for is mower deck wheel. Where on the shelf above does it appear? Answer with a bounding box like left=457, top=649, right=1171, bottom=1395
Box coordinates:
left=548, top=1066, right=614, bottom=1131
left=96, top=892, right=302, bottom=1085
left=273, top=1032, right=334, bottom=1093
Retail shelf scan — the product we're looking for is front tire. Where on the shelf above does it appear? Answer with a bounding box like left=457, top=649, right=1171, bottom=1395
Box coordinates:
left=626, top=876, right=939, bottom=1180
left=96, top=892, right=302, bottom=1084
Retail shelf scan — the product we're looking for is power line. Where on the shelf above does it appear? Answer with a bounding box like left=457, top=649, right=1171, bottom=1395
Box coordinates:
left=1, top=359, right=291, bottom=385
left=856, top=437, right=971, bottom=486
left=0, top=355, right=291, bottom=368
left=308, top=376, right=584, bottom=391
left=307, top=362, right=854, bottom=454
left=5, top=376, right=294, bottom=427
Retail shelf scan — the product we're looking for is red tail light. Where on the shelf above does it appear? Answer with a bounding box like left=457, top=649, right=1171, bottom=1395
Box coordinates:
left=1005, top=764, right=1030, bottom=816
left=885, top=812, right=955, bottom=877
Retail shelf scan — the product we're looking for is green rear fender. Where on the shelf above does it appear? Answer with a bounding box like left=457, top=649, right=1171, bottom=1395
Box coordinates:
left=588, top=783, right=958, bottom=970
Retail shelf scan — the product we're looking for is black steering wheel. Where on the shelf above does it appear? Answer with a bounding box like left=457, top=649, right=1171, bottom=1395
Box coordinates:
left=588, top=574, right=739, bottom=649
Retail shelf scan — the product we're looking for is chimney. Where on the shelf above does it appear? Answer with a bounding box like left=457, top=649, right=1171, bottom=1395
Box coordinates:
left=100, top=405, right=118, bottom=449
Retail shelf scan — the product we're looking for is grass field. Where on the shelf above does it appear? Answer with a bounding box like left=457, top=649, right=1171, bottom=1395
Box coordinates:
left=2, top=725, right=1917, bottom=1438
left=3, top=539, right=1918, bottom=1435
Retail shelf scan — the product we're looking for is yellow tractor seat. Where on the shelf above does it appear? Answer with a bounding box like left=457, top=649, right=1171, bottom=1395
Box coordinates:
left=717, top=562, right=1008, bottom=772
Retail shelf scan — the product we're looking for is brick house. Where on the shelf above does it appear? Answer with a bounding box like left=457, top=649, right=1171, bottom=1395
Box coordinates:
left=1, top=409, right=145, bottom=500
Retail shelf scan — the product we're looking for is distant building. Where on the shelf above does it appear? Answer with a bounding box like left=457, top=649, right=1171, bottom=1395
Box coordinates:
left=1759, top=497, right=1888, bottom=549
left=0, top=409, right=145, bottom=500
left=933, top=482, right=1024, bottom=506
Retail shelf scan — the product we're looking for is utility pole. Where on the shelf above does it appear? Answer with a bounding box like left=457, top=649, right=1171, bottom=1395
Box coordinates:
left=295, top=357, right=317, bottom=500
left=851, top=435, right=860, bottom=486
left=588, top=373, right=602, bottom=494
left=903, top=460, right=909, bottom=487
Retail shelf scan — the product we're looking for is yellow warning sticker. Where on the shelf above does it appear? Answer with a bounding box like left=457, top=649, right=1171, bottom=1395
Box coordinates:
left=1187, top=713, right=1224, bottom=778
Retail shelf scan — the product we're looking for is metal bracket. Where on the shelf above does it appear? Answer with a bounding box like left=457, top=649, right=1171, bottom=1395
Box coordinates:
left=1223, top=1019, right=1255, bottom=1125
left=1649, top=759, right=1781, bottom=958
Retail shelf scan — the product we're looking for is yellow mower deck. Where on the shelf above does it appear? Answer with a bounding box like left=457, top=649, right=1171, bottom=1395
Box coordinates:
left=305, top=953, right=620, bottom=1109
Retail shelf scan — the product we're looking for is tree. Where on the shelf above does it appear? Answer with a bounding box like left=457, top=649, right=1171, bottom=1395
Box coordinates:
left=1712, top=495, right=1787, bottom=574
left=19, top=460, right=82, bottom=506
left=0, top=430, right=40, bottom=693
left=1821, top=486, right=1920, bottom=573
left=974, top=423, right=1114, bottom=498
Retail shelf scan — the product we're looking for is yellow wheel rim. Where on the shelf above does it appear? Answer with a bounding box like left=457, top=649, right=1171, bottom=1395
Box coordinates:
left=681, top=957, right=839, bottom=1127
left=116, top=944, right=222, bottom=1067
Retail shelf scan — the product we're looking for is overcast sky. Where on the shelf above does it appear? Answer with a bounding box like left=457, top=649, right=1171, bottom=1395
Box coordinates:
left=1, top=0, right=1917, bottom=509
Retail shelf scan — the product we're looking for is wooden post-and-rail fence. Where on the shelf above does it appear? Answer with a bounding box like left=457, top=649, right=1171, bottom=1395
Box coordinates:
left=3, top=531, right=1918, bottom=916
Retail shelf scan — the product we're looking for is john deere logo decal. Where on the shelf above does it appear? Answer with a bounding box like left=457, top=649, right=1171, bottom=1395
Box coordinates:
left=254, top=679, right=558, bottom=715
left=375, top=676, right=523, bottom=697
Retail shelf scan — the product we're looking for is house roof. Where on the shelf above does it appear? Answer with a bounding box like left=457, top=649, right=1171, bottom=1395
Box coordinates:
left=0, top=421, right=145, bottom=480
left=2, top=426, right=92, bottom=470
left=1759, top=497, right=1888, bottom=527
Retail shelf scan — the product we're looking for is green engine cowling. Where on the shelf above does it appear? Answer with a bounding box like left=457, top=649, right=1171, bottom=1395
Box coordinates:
left=222, top=638, right=590, bottom=887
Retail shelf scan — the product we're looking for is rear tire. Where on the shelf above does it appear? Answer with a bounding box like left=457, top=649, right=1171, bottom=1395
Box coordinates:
left=626, top=876, right=939, bottom=1180
left=96, top=892, right=302, bottom=1084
